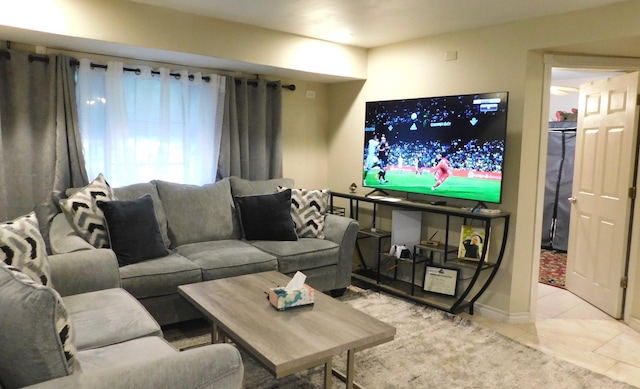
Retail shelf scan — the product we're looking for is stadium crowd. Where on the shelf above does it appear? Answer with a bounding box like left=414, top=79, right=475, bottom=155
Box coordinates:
left=382, top=138, right=504, bottom=173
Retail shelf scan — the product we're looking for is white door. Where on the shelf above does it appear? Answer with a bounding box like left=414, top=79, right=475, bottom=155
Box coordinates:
left=565, top=71, right=640, bottom=319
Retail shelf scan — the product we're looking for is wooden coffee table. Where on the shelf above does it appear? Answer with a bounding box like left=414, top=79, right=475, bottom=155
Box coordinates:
left=178, top=271, right=395, bottom=389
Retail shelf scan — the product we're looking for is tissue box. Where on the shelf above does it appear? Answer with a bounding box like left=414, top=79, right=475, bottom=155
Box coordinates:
left=268, top=284, right=315, bottom=310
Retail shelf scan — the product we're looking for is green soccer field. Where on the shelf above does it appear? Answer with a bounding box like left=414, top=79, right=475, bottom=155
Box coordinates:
left=363, top=170, right=501, bottom=203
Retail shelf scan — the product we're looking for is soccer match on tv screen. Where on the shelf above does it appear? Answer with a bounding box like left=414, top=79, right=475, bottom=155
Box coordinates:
left=362, top=91, right=508, bottom=204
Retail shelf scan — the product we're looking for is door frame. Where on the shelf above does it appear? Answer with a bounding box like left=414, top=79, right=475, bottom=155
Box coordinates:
left=535, top=54, right=640, bottom=324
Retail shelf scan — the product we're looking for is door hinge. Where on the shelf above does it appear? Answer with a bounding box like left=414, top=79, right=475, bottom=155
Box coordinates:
left=621, top=276, right=629, bottom=288
left=629, top=187, right=636, bottom=199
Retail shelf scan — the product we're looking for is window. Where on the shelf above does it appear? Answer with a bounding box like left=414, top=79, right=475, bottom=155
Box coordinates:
left=76, top=59, right=225, bottom=187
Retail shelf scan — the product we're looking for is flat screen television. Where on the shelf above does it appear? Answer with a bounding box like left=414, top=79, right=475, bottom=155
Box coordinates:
left=362, top=91, right=508, bottom=204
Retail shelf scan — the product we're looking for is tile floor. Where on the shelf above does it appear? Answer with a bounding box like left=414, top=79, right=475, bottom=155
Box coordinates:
left=461, top=283, right=640, bottom=387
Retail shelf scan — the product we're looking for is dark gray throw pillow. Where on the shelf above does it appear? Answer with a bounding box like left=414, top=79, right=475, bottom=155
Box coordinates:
left=97, top=194, right=169, bottom=266
left=234, top=189, right=298, bottom=241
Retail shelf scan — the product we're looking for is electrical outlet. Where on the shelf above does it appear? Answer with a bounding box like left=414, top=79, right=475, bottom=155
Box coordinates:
left=445, top=51, right=458, bottom=61
left=306, top=90, right=316, bottom=99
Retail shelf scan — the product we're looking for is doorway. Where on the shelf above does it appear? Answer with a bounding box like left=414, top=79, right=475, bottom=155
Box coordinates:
left=540, top=68, right=624, bottom=293
left=539, top=60, right=640, bottom=322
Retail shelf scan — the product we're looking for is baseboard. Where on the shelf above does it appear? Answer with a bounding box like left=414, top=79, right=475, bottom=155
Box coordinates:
left=473, top=302, right=533, bottom=324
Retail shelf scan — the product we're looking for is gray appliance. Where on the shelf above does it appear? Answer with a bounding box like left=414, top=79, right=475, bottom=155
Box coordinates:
left=541, top=121, right=576, bottom=252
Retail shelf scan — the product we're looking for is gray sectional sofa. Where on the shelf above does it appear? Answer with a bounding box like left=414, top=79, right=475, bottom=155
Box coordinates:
left=49, top=176, right=359, bottom=326
left=0, top=248, right=243, bottom=389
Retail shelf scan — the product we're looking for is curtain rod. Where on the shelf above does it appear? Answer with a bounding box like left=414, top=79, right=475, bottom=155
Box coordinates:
left=1, top=51, right=296, bottom=91
left=235, top=78, right=296, bottom=91
left=68, top=59, right=295, bottom=90
left=0, top=51, right=53, bottom=63
left=69, top=59, right=212, bottom=83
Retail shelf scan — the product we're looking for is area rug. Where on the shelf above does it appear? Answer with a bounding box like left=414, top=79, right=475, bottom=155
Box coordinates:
left=539, top=249, right=567, bottom=289
left=164, top=288, right=631, bottom=388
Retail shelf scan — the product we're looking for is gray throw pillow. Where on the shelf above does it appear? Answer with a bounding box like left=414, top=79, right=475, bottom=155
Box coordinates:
left=234, top=189, right=298, bottom=241
left=97, top=195, right=170, bottom=266
left=229, top=176, right=295, bottom=197
left=113, top=181, right=171, bottom=248
left=156, top=178, right=241, bottom=247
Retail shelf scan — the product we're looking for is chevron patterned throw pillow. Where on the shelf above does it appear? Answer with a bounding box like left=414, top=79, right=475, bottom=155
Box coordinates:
left=59, top=173, right=116, bottom=249
left=278, top=187, right=330, bottom=239
left=0, top=212, right=52, bottom=286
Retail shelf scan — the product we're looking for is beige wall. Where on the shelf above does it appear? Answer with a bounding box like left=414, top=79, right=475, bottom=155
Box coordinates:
left=280, top=79, right=330, bottom=189
left=328, top=1, right=640, bottom=318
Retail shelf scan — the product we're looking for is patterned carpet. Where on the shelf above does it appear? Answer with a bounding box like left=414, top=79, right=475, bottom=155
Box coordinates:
left=540, top=249, right=567, bottom=289
left=164, top=287, right=632, bottom=388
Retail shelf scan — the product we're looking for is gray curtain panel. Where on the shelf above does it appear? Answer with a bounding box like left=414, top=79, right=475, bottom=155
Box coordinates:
left=219, top=76, right=283, bottom=180
left=0, top=50, right=88, bottom=248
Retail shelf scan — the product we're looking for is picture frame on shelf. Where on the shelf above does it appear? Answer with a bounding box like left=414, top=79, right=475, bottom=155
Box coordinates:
left=458, top=225, right=489, bottom=261
left=423, top=266, right=458, bottom=296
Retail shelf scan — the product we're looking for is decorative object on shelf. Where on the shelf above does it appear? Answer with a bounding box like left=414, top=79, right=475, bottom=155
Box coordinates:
left=421, top=240, right=440, bottom=247
left=458, top=225, right=489, bottom=261
left=349, top=182, right=358, bottom=193
left=424, top=266, right=458, bottom=296
left=389, top=244, right=412, bottom=259
left=421, top=231, right=440, bottom=247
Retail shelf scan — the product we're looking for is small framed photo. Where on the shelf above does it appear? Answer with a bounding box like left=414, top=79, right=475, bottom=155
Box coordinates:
left=458, top=225, right=489, bottom=261
left=424, top=266, right=458, bottom=296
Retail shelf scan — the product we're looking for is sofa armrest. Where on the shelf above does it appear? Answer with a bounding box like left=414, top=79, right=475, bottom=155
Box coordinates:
left=25, top=343, right=244, bottom=389
left=49, top=213, right=94, bottom=254
left=323, top=214, right=359, bottom=290
left=48, top=249, right=121, bottom=297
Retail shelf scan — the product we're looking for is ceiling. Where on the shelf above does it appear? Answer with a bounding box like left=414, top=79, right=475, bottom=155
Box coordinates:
left=1, top=0, right=635, bottom=84
left=131, top=0, right=628, bottom=48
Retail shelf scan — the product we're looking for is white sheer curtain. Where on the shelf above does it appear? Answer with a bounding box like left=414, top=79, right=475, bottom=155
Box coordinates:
left=76, top=59, right=225, bottom=186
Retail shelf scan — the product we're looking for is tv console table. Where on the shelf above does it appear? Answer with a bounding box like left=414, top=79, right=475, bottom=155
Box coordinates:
left=330, top=191, right=510, bottom=314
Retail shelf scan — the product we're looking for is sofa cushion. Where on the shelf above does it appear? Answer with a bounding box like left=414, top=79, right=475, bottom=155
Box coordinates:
left=49, top=213, right=95, bottom=254
left=63, top=288, right=162, bottom=350
left=77, top=336, right=176, bottom=371
left=59, top=173, right=115, bottom=249
left=156, top=178, right=241, bottom=247
left=279, top=186, right=330, bottom=239
left=176, top=240, right=277, bottom=280
left=0, top=263, right=80, bottom=389
left=113, top=181, right=171, bottom=248
left=118, top=252, right=203, bottom=299
left=229, top=176, right=294, bottom=197
left=251, top=238, right=340, bottom=274
left=97, top=195, right=170, bottom=266
left=0, top=212, right=52, bottom=286
left=234, top=189, right=298, bottom=241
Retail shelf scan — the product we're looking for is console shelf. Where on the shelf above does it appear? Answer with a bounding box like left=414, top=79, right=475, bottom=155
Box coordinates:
left=331, top=191, right=510, bottom=314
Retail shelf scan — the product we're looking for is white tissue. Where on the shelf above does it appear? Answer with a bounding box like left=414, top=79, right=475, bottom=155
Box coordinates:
left=285, top=271, right=306, bottom=292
